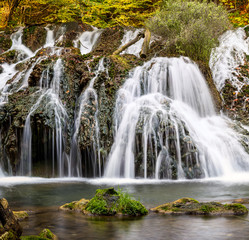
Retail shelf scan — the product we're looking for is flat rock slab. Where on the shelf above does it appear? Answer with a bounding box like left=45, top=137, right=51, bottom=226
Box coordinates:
left=150, top=197, right=248, bottom=216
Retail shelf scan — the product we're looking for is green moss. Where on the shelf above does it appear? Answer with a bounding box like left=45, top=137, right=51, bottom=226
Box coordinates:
left=224, top=203, right=248, bottom=213
left=200, top=205, right=216, bottom=213
left=63, top=202, right=76, bottom=210
left=85, top=187, right=148, bottom=216
left=39, top=229, right=55, bottom=240
left=151, top=198, right=248, bottom=216
left=86, top=198, right=109, bottom=215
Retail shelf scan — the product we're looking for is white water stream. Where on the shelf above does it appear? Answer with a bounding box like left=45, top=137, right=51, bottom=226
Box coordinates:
left=120, top=29, right=144, bottom=57
left=74, top=27, right=102, bottom=55
left=69, top=58, right=105, bottom=177
left=210, top=27, right=249, bottom=92
left=20, top=58, right=68, bottom=176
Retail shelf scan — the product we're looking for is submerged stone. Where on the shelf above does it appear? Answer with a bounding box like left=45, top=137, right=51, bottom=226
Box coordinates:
left=150, top=198, right=248, bottom=216
left=60, top=187, right=148, bottom=216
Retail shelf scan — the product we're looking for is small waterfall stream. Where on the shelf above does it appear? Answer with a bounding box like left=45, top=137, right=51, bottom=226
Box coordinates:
left=20, top=58, right=68, bottom=176
left=104, top=57, right=249, bottom=179
left=210, top=27, right=249, bottom=92
left=69, top=58, right=105, bottom=177
left=74, top=27, right=102, bottom=55
left=119, top=29, right=144, bottom=57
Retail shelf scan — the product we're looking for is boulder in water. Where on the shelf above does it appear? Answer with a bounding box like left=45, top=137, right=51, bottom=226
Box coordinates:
left=60, top=187, right=148, bottom=216
left=150, top=197, right=248, bottom=216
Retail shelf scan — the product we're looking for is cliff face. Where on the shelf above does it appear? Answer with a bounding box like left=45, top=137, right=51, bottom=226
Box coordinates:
left=0, top=22, right=222, bottom=178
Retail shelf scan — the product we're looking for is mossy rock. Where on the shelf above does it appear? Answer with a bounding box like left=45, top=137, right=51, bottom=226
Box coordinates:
left=39, top=229, right=58, bottom=240
left=13, top=211, right=29, bottom=220
left=59, top=198, right=89, bottom=211
left=151, top=198, right=248, bottom=216
left=0, top=36, right=12, bottom=52
left=60, top=187, right=148, bottom=217
left=0, top=230, right=19, bottom=240
left=21, top=228, right=58, bottom=240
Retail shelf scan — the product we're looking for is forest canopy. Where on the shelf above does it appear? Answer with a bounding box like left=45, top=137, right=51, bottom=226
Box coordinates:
left=0, top=0, right=248, bottom=29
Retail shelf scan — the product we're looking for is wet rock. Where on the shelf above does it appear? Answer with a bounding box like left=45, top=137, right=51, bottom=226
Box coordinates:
left=92, top=27, right=123, bottom=56
left=13, top=211, right=28, bottom=221
left=0, top=33, right=12, bottom=52
left=151, top=197, right=248, bottom=216
left=60, top=198, right=89, bottom=211
left=0, top=50, right=19, bottom=64
left=22, top=26, right=47, bottom=52
left=0, top=198, right=22, bottom=239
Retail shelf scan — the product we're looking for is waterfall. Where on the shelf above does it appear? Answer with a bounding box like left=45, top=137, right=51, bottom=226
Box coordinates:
left=74, top=27, right=102, bottom=55
left=210, top=27, right=249, bottom=92
left=10, top=28, right=34, bottom=58
left=44, top=26, right=55, bottom=48
left=119, top=29, right=145, bottom=57
left=69, top=58, right=105, bottom=177
left=104, top=57, right=249, bottom=179
left=20, top=59, right=68, bottom=176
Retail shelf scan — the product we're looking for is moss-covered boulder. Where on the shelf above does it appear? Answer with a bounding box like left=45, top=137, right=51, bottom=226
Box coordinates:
left=60, top=187, right=148, bottom=216
left=151, top=197, right=248, bottom=216
left=20, top=228, right=58, bottom=240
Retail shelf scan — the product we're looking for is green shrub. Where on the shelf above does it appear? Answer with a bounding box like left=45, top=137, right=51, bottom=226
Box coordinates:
left=146, top=0, right=231, bottom=62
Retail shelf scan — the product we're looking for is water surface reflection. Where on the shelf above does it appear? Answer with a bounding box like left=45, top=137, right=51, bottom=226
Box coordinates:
left=0, top=179, right=249, bottom=240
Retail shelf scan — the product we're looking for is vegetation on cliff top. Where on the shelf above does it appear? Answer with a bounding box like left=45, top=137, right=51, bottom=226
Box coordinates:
left=0, top=0, right=248, bottom=29
left=146, top=0, right=231, bottom=63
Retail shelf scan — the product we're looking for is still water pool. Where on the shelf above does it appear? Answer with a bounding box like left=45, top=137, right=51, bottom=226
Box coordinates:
left=0, top=177, right=249, bottom=240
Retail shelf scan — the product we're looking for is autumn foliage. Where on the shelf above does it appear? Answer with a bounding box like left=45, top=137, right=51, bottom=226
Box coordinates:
left=220, top=0, right=249, bottom=26
left=0, top=0, right=248, bottom=29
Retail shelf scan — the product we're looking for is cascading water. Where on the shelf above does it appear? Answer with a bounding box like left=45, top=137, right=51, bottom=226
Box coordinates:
left=10, top=27, right=34, bottom=59
left=69, top=58, right=105, bottom=177
left=210, top=27, right=249, bottom=92
left=19, top=58, right=68, bottom=176
left=74, top=27, right=102, bottom=55
left=104, top=57, right=249, bottom=179
left=119, top=29, right=144, bottom=57
left=0, top=25, right=56, bottom=102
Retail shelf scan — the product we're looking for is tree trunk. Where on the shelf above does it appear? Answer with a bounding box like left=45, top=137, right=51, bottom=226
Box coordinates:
left=0, top=198, right=22, bottom=237
left=112, top=31, right=144, bottom=55
left=139, top=29, right=151, bottom=59
left=6, top=0, right=22, bottom=25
